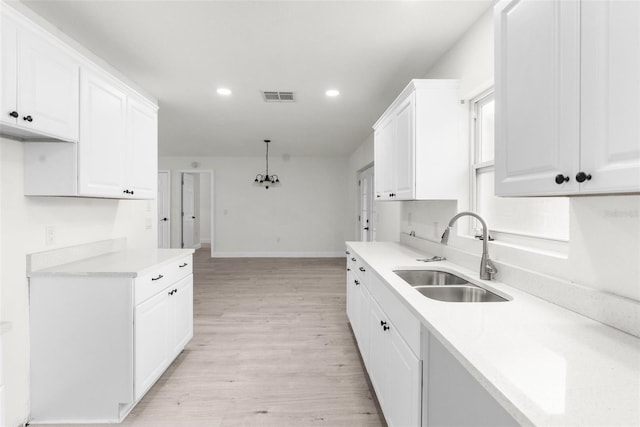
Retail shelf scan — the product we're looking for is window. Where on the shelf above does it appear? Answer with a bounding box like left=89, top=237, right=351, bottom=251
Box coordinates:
left=470, top=89, right=570, bottom=245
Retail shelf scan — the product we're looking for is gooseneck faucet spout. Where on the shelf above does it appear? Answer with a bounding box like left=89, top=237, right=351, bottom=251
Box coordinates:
left=440, top=211, right=498, bottom=280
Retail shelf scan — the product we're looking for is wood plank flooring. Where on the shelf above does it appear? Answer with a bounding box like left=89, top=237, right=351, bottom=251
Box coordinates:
left=47, top=249, right=386, bottom=426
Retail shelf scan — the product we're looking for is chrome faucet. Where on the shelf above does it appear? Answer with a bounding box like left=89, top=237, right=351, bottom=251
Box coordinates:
left=441, top=211, right=498, bottom=280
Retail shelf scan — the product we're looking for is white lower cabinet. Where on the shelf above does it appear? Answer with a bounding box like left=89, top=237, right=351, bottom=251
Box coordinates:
left=346, top=247, right=421, bottom=427
left=424, top=332, right=518, bottom=427
left=29, top=254, right=193, bottom=423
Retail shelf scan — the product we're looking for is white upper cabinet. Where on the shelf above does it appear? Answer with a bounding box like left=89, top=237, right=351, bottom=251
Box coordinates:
left=495, top=0, right=640, bottom=196
left=580, top=1, right=640, bottom=194
left=78, top=68, right=158, bottom=199
left=79, top=68, right=127, bottom=197
left=5, top=3, right=159, bottom=199
left=1, top=10, right=79, bottom=142
left=373, top=79, right=460, bottom=201
left=126, top=96, right=158, bottom=199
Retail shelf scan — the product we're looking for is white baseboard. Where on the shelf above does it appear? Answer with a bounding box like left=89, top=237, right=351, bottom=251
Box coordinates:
left=212, top=251, right=345, bottom=258
left=193, top=243, right=202, bottom=250
left=200, top=239, right=211, bottom=244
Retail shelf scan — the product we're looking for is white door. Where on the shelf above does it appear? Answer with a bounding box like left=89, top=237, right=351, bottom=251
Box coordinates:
left=358, top=166, right=375, bottom=242
left=580, top=0, right=640, bottom=194
left=157, top=171, right=170, bottom=248
left=181, top=173, right=196, bottom=249
left=494, top=0, right=580, bottom=196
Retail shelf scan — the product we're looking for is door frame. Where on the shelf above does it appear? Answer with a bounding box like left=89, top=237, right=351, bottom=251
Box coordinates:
left=158, top=170, right=171, bottom=248
left=358, top=164, right=375, bottom=241
left=176, top=169, right=215, bottom=258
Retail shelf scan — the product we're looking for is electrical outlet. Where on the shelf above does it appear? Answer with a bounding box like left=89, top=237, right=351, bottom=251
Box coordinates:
left=45, top=226, right=56, bottom=246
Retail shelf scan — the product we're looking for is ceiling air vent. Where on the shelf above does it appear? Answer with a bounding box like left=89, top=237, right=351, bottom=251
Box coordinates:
left=262, top=91, right=295, bottom=102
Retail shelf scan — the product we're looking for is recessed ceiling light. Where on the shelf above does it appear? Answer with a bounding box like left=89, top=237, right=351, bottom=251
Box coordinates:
left=325, top=89, right=340, bottom=97
left=217, top=88, right=232, bottom=96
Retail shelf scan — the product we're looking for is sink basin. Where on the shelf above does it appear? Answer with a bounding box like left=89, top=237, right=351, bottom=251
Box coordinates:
left=394, top=270, right=469, bottom=286
left=414, top=285, right=509, bottom=303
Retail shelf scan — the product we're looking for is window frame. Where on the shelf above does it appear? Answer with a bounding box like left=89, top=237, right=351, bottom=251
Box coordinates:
left=467, top=87, right=569, bottom=252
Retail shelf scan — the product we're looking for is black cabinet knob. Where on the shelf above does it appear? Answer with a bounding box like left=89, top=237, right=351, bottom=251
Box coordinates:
left=555, top=174, right=569, bottom=184
left=347, top=268, right=350, bottom=272
left=9, top=111, right=18, bottom=118
left=192, top=216, right=196, bottom=219
left=576, top=172, right=592, bottom=183
left=354, top=280, right=360, bottom=286
left=23, top=115, right=33, bottom=122
left=363, top=227, right=369, bottom=230
left=131, top=190, right=135, bottom=195
left=383, top=325, right=390, bottom=331
left=376, top=194, right=381, bottom=198
left=162, top=217, right=168, bottom=221
left=380, top=320, right=387, bottom=327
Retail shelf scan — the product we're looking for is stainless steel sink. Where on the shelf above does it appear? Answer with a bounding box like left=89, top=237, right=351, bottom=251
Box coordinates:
left=414, top=285, right=508, bottom=303
left=393, top=270, right=469, bottom=286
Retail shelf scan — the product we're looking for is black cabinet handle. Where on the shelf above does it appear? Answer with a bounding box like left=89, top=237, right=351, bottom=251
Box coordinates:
left=345, top=251, right=350, bottom=255
left=380, top=320, right=386, bottom=326
left=23, top=115, right=33, bottom=122
left=555, top=174, right=569, bottom=184
left=174, top=288, right=178, bottom=294
left=383, top=325, right=390, bottom=331
left=9, top=111, right=18, bottom=118
left=179, top=262, right=188, bottom=268
left=191, top=216, right=196, bottom=219
left=131, top=190, right=135, bottom=195
left=354, top=279, right=360, bottom=286
left=359, top=267, right=365, bottom=272
left=576, top=172, right=592, bottom=183
left=376, top=194, right=381, bottom=198
left=161, top=217, right=168, bottom=221
left=347, top=268, right=351, bottom=271
left=168, top=290, right=173, bottom=296
left=351, top=257, right=356, bottom=262
left=363, top=227, right=369, bottom=230
left=151, top=274, right=164, bottom=281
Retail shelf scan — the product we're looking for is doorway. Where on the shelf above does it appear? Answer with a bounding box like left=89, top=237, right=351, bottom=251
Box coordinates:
left=157, top=170, right=171, bottom=248
left=177, top=170, right=214, bottom=257
left=358, top=166, right=375, bottom=241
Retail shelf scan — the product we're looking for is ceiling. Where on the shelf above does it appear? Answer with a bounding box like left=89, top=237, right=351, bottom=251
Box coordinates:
left=19, top=0, right=492, bottom=158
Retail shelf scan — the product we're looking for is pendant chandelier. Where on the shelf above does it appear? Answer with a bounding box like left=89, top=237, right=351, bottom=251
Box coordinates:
left=253, top=139, right=280, bottom=189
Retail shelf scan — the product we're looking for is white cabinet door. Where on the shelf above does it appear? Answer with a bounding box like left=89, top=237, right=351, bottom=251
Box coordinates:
left=169, top=275, right=193, bottom=357
left=78, top=68, right=127, bottom=197
left=346, top=268, right=357, bottom=329
left=18, top=28, right=79, bottom=141
left=393, top=93, right=415, bottom=200
left=368, top=297, right=421, bottom=427
left=355, top=282, right=372, bottom=370
left=1, top=14, right=18, bottom=128
left=580, top=1, right=640, bottom=194
left=126, top=96, right=158, bottom=199
left=374, top=117, right=395, bottom=199
left=134, top=288, right=170, bottom=400
left=385, top=322, right=421, bottom=427
left=367, top=299, right=388, bottom=410
left=494, top=0, right=580, bottom=196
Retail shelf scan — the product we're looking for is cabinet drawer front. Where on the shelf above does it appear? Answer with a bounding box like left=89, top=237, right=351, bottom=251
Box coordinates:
left=368, top=272, right=420, bottom=356
left=346, top=248, right=369, bottom=284
left=135, top=256, right=192, bottom=304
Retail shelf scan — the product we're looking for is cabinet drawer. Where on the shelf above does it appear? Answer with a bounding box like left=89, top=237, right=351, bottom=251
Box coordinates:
left=368, top=272, right=420, bottom=356
left=135, top=256, right=192, bottom=304
left=346, top=249, right=369, bottom=283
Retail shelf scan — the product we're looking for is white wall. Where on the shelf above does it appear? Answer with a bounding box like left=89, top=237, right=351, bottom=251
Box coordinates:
left=0, top=138, right=157, bottom=427
left=160, top=155, right=349, bottom=256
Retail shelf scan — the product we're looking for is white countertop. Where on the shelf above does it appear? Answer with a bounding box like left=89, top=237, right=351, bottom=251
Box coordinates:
left=28, top=248, right=194, bottom=278
left=347, top=241, right=640, bottom=427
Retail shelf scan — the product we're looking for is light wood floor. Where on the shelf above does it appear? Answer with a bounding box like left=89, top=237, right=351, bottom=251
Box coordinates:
left=50, top=249, right=386, bottom=426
